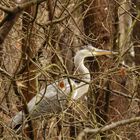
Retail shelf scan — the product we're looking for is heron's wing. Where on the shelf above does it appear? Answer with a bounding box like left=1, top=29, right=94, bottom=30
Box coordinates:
left=11, top=78, right=77, bottom=128
left=27, top=78, right=77, bottom=114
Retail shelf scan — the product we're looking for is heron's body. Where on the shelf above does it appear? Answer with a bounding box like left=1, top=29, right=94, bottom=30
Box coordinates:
left=11, top=45, right=114, bottom=128
left=12, top=79, right=77, bottom=128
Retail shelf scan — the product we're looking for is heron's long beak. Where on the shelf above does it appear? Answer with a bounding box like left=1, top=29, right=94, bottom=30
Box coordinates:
left=93, top=49, right=118, bottom=56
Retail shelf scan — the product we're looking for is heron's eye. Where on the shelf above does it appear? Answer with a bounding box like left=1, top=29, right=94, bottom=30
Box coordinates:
left=86, top=45, right=95, bottom=51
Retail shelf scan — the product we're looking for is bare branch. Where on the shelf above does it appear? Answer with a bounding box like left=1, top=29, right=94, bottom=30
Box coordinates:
left=77, top=116, right=140, bottom=140
left=0, top=67, right=13, bottom=80
left=0, top=0, right=46, bottom=44
left=0, top=5, right=12, bottom=13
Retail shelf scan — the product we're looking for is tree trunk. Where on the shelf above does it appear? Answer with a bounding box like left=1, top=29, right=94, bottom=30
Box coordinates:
left=14, top=0, right=37, bottom=139
left=83, top=0, right=131, bottom=139
left=132, top=0, right=140, bottom=139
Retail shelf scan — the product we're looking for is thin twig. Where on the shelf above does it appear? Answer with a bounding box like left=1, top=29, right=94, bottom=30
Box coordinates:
left=77, top=116, right=140, bottom=140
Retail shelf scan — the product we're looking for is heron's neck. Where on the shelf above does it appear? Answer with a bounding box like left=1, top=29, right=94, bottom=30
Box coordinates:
left=72, top=51, right=91, bottom=100
left=74, top=52, right=91, bottom=82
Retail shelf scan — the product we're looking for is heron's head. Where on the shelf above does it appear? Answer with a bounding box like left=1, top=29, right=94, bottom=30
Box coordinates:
left=84, top=45, right=117, bottom=57
left=74, top=45, right=117, bottom=64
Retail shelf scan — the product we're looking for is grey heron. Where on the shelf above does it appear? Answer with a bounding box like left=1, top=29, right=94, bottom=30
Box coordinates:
left=11, top=45, right=115, bottom=128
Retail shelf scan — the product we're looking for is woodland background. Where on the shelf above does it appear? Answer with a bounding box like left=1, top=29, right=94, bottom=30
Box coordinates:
left=0, top=0, right=140, bottom=140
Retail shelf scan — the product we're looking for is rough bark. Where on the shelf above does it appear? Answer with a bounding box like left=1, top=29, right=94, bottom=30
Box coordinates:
left=83, top=0, right=115, bottom=121
left=83, top=0, right=132, bottom=139
left=132, top=1, right=140, bottom=139
left=15, top=0, right=37, bottom=139
left=20, top=0, right=37, bottom=102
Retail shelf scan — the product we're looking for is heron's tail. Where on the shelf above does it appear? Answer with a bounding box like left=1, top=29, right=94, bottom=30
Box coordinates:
left=11, top=111, right=25, bottom=129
